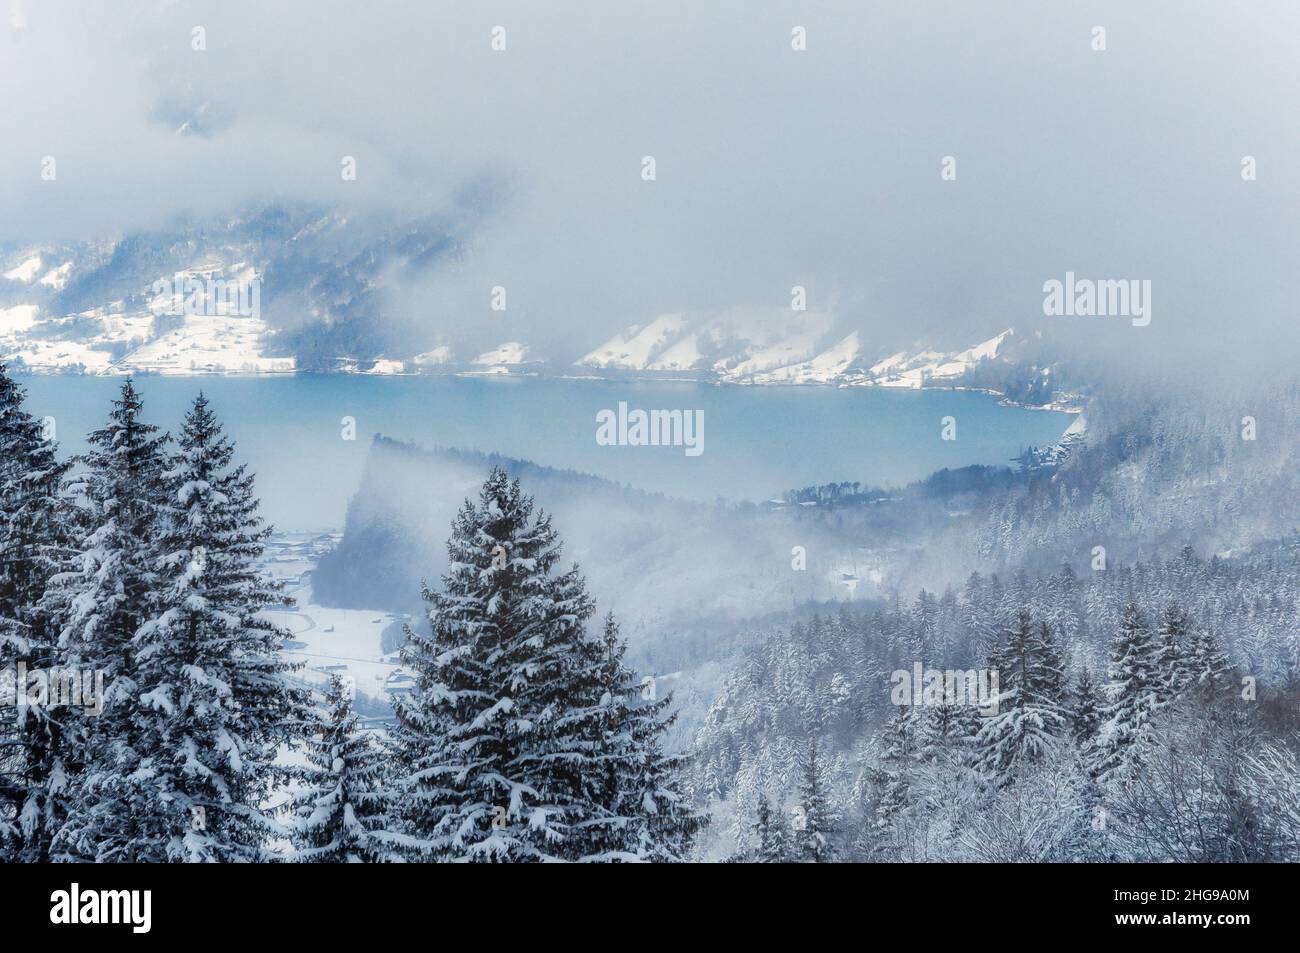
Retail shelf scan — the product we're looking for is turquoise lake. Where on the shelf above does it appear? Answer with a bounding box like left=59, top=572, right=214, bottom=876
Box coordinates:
left=17, top=375, right=1073, bottom=530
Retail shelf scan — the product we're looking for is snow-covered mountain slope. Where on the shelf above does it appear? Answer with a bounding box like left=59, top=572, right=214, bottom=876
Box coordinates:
left=3, top=256, right=43, bottom=283
left=2, top=305, right=292, bottom=375
left=576, top=308, right=840, bottom=381
left=115, top=313, right=295, bottom=375
left=574, top=312, right=1020, bottom=390
left=38, top=262, right=73, bottom=290
left=0, top=209, right=1030, bottom=387
left=0, top=305, right=39, bottom=335
left=750, top=331, right=861, bottom=384
left=0, top=252, right=291, bottom=374
left=845, top=328, right=1015, bottom=389
left=1049, top=412, right=1087, bottom=462
left=0, top=203, right=474, bottom=375
left=412, top=346, right=452, bottom=367
left=713, top=311, right=836, bottom=380
left=577, top=313, right=686, bottom=369
left=647, top=333, right=703, bottom=371
left=472, top=341, right=532, bottom=368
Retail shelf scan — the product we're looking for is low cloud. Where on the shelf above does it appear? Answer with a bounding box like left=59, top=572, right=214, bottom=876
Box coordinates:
left=2, top=0, right=1297, bottom=373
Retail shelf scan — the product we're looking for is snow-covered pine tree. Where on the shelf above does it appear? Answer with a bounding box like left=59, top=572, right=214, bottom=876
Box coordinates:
left=0, top=362, right=69, bottom=643
left=45, top=380, right=173, bottom=862
left=288, top=674, right=397, bottom=863
left=930, top=682, right=983, bottom=746
left=0, top=363, right=73, bottom=861
left=874, top=705, right=917, bottom=830
left=393, top=468, right=641, bottom=861
left=101, top=392, right=307, bottom=861
left=972, top=611, right=1071, bottom=785
left=1185, top=626, right=1235, bottom=702
left=1072, top=668, right=1101, bottom=748
left=1032, top=619, right=1068, bottom=703
left=752, top=791, right=791, bottom=862
left=1155, top=604, right=1192, bottom=705
left=795, top=739, right=837, bottom=862
left=1092, top=600, right=1162, bottom=783
left=588, top=612, right=703, bottom=861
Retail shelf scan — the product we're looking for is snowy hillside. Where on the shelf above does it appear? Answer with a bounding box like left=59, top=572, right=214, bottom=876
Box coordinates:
left=1, top=216, right=1027, bottom=389
left=473, top=341, right=532, bottom=366
left=0, top=259, right=292, bottom=375
left=577, top=313, right=687, bottom=369
left=748, top=331, right=862, bottom=384
left=844, top=328, right=1016, bottom=389
left=577, top=313, right=1021, bottom=390
left=0, top=204, right=468, bottom=375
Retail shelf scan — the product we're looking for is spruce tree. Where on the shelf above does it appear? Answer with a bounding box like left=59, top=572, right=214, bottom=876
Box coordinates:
left=0, top=364, right=67, bottom=631
left=394, top=468, right=666, bottom=861
left=1031, top=620, right=1068, bottom=702
left=45, top=380, right=172, bottom=862
left=795, top=739, right=837, bottom=862
left=1186, top=626, right=1234, bottom=702
left=1155, top=604, right=1191, bottom=705
left=874, top=705, right=917, bottom=828
left=0, top=363, right=73, bottom=861
left=1092, top=601, right=1163, bottom=783
left=1072, top=668, right=1101, bottom=748
left=753, top=791, right=791, bottom=862
left=288, top=675, right=397, bottom=863
left=588, top=613, right=703, bottom=861
left=972, top=611, right=1071, bottom=784
left=97, top=393, right=306, bottom=861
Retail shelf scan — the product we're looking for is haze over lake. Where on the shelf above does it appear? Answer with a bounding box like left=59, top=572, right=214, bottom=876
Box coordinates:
left=19, top=375, right=1072, bottom=530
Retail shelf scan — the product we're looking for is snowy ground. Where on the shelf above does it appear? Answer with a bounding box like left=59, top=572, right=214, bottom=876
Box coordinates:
left=115, top=313, right=295, bottom=375
left=0, top=304, right=293, bottom=375
left=255, top=532, right=413, bottom=848
left=258, top=533, right=412, bottom=724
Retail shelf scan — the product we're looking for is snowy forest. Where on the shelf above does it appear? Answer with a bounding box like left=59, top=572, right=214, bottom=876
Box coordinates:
left=692, top=562, right=1300, bottom=862
left=3, top=358, right=1298, bottom=863
left=0, top=365, right=700, bottom=862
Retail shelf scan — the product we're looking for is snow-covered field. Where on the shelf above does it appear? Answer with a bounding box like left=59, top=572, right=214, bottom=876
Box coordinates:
left=0, top=255, right=294, bottom=375
left=0, top=299, right=292, bottom=375
left=256, top=535, right=408, bottom=850
left=257, top=533, right=411, bottom=722
left=117, top=313, right=295, bottom=375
